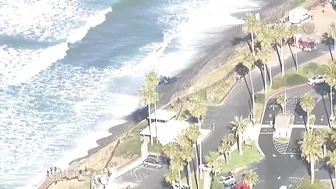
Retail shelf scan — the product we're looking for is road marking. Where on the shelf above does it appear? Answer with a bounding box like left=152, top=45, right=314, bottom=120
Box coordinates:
left=289, top=177, right=302, bottom=180
left=259, top=132, right=273, bottom=135
left=257, top=180, right=265, bottom=184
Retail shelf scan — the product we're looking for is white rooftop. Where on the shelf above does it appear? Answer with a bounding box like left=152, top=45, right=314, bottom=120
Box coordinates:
left=140, top=120, right=189, bottom=145
left=148, top=109, right=176, bottom=121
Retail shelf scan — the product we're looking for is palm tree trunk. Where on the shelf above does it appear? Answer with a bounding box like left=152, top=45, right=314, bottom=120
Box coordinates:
left=334, top=167, right=336, bottom=178
left=295, top=46, right=298, bottom=73
left=249, top=71, right=255, bottom=120
left=225, top=153, right=229, bottom=165
left=154, top=102, right=158, bottom=143
left=268, top=62, right=273, bottom=87
left=148, top=104, right=153, bottom=145
left=251, top=32, right=255, bottom=57
left=238, top=134, right=243, bottom=155
left=250, top=184, right=253, bottom=189
left=199, top=142, right=203, bottom=179
left=323, top=145, right=326, bottom=157
left=310, top=160, right=315, bottom=184
left=188, top=162, right=192, bottom=189
left=330, top=85, right=334, bottom=120
left=263, top=64, right=267, bottom=93
left=280, top=42, right=284, bottom=76
left=306, top=112, right=310, bottom=132
left=179, top=171, right=182, bottom=189
left=194, top=143, right=200, bottom=189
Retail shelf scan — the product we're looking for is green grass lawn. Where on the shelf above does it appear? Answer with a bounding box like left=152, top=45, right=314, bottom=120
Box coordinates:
left=221, top=144, right=262, bottom=172
left=299, top=177, right=325, bottom=189
left=181, top=172, right=204, bottom=189
left=273, top=137, right=289, bottom=143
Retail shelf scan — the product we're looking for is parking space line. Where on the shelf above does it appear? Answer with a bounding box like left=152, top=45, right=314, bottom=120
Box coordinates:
left=135, top=171, right=142, bottom=180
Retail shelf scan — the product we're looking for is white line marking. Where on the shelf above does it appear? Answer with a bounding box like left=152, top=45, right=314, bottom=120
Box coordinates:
left=289, top=177, right=302, bottom=180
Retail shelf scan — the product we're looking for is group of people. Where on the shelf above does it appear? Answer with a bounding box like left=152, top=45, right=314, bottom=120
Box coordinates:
left=91, top=167, right=115, bottom=189
left=46, top=166, right=62, bottom=177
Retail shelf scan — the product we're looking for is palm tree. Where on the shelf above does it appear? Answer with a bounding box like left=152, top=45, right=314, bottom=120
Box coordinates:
left=163, top=142, right=179, bottom=163
left=242, top=170, right=259, bottom=189
left=277, top=94, right=285, bottom=114
left=241, top=52, right=256, bottom=119
left=225, top=133, right=235, bottom=160
left=231, top=116, right=249, bottom=155
left=171, top=157, right=185, bottom=188
left=299, top=131, right=323, bottom=184
left=242, top=13, right=261, bottom=57
left=165, top=166, right=179, bottom=188
left=205, top=152, right=223, bottom=182
left=316, top=128, right=330, bottom=157
left=139, top=84, right=155, bottom=145
left=188, top=94, right=207, bottom=167
left=188, top=94, right=207, bottom=127
left=325, top=62, right=336, bottom=122
left=218, top=139, right=231, bottom=165
left=179, top=144, right=194, bottom=189
left=272, top=23, right=286, bottom=76
left=327, top=150, right=336, bottom=178
left=300, top=94, right=315, bottom=131
left=329, top=22, right=336, bottom=60
left=287, top=25, right=300, bottom=72
left=184, top=125, right=201, bottom=184
left=145, top=72, right=160, bottom=142
left=257, top=25, right=274, bottom=51
left=256, top=48, right=272, bottom=92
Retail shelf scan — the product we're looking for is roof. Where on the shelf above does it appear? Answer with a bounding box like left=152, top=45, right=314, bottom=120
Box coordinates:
left=140, top=120, right=189, bottom=145
left=148, top=109, right=176, bottom=121
left=235, top=183, right=250, bottom=189
left=275, top=115, right=291, bottom=129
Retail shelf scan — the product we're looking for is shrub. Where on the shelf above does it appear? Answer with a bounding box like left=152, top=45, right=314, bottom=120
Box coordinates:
left=302, top=62, right=318, bottom=75
left=309, top=114, right=316, bottom=125
left=255, top=93, right=265, bottom=103
left=198, top=89, right=207, bottom=100
left=286, top=74, right=307, bottom=86
left=272, top=77, right=286, bottom=89
left=302, top=22, right=315, bottom=34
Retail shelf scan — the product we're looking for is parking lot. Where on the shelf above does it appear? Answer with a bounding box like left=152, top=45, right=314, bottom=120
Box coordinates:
left=116, top=161, right=169, bottom=189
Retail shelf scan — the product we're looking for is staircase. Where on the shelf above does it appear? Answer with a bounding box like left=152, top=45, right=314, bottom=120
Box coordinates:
left=141, top=137, right=149, bottom=158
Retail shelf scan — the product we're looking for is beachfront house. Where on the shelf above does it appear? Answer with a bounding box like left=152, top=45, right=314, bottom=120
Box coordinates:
left=148, top=109, right=176, bottom=123
left=140, top=120, right=190, bottom=145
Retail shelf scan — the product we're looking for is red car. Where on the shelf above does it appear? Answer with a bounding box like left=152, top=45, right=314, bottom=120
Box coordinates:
left=234, top=183, right=250, bottom=189
left=288, top=35, right=317, bottom=52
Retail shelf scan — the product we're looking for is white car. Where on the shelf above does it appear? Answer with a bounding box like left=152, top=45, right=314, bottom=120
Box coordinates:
left=307, top=75, right=325, bottom=85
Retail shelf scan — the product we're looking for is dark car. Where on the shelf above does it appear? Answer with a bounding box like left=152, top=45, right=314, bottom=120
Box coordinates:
left=143, top=158, right=162, bottom=169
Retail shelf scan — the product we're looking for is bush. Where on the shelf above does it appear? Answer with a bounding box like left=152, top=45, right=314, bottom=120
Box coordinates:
left=286, top=74, right=307, bottom=86
left=272, top=77, right=286, bottom=89
left=198, top=89, right=207, bottom=100
left=299, top=176, right=324, bottom=189
left=255, top=93, right=265, bottom=103
left=302, top=63, right=318, bottom=75
left=302, top=22, right=315, bottom=34
left=309, top=114, right=316, bottom=125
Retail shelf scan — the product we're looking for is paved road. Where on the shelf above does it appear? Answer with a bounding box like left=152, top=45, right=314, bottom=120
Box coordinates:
left=116, top=36, right=332, bottom=188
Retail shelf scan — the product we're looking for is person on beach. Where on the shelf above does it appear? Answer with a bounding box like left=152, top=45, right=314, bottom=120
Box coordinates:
left=212, top=123, right=215, bottom=131
left=46, top=170, right=49, bottom=177
left=54, top=167, right=57, bottom=174
left=50, top=167, right=53, bottom=174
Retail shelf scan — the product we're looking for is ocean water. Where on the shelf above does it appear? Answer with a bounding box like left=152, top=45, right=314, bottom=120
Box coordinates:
left=0, top=0, right=261, bottom=188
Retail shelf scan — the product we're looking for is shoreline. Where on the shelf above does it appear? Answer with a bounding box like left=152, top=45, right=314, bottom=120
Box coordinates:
left=36, top=0, right=322, bottom=187
left=69, top=0, right=310, bottom=167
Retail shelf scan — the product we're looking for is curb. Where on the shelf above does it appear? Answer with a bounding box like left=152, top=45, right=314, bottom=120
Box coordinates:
left=259, top=83, right=308, bottom=125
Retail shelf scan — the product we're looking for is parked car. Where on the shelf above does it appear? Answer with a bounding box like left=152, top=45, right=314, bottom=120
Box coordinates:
left=288, top=35, right=317, bottom=51
left=307, top=75, right=325, bottom=85
left=142, top=158, right=162, bottom=169
left=147, top=154, right=161, bottom=161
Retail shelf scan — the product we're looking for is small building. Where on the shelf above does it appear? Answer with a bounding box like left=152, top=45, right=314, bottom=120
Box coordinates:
left=274, top=114, right=291, bottom=138
left=148, top=109, right=176, bottom=123
left=140, top=120, right=189, bottom=145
